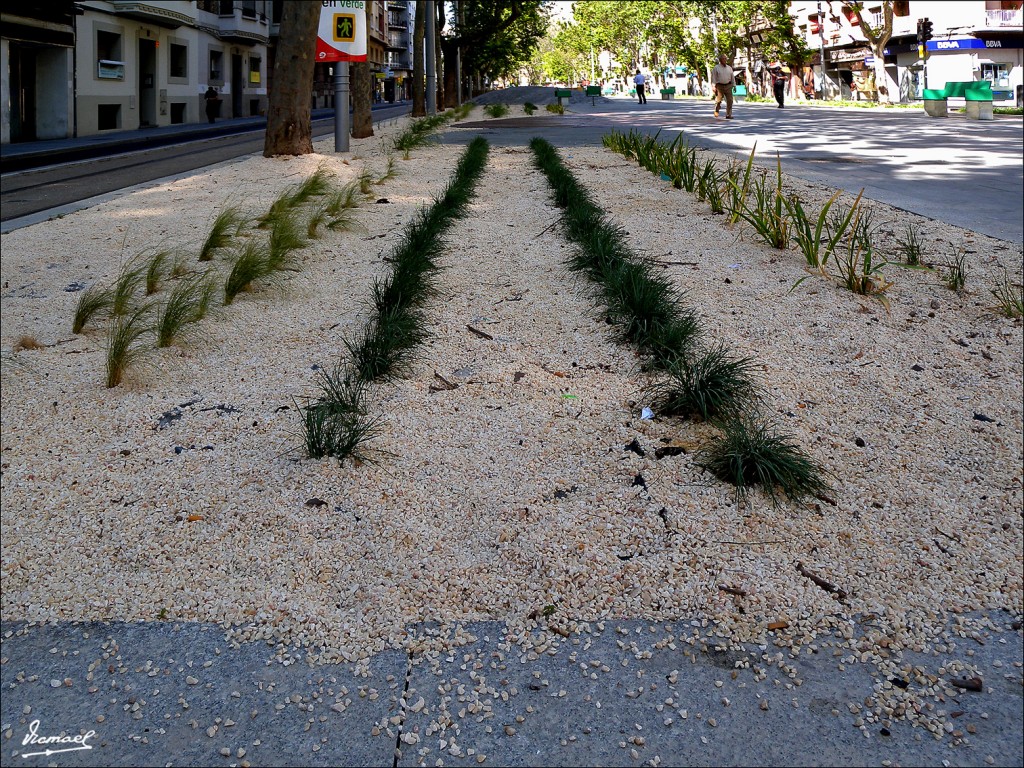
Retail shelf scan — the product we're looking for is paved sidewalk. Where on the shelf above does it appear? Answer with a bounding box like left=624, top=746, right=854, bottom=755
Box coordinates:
left=1, top=615, right=1021, bottom=767
left=0, top=102, right=405, bottom=173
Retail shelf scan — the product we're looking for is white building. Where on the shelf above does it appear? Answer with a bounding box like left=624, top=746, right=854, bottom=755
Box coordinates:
left=2, top=0, right=272, bottom=144
left=789, top=0, right=1022, bottom=105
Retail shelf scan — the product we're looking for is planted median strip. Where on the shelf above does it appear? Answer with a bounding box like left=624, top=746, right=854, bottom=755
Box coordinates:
left=529, top=136, right=829, bottom=505
left=302, top=136, right=491, bottom=462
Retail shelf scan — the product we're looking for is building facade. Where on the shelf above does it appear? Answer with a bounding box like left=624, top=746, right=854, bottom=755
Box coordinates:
left=1, top=1, right=273, bottom=144
left=789, top=0, right=1022, bottom=105
left=2, top=1, right=416, bottom=145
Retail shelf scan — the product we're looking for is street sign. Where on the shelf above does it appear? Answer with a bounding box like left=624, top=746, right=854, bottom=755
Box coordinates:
left=864, top=56, right=875, bottom=65
left=317, top=1, right=367, bottom=62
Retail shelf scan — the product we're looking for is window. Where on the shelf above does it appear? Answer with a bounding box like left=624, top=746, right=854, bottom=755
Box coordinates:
left=249, top=56, right=261, bottom=84
left=97, top=29, right=122, bottom=61
left=196, top=0, right=217, bottom=12
left=241, top=0, right=256, bottom=19
left=893, top=1, right=910, bottom=16
left=218, top=0, right=234, bottom=15
left=170, top=103, right=186, bottom=124
left=210, top=50, right=223, bottom=81
left=97, top=104, right=120, bottom=130
left=170, top=43, right=187, bottom=78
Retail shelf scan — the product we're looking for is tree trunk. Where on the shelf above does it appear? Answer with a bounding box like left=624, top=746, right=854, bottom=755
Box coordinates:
left=441, top=38, right=459, bottom=108
left=263, top=1, right=319, bottom=157
left=853, top=1, right=894, bottom=103
left=412, top=0, right=425, bottom=116
left=351, top=61, right=374, bottom=138
left=435, top=3, right=445, bottom=109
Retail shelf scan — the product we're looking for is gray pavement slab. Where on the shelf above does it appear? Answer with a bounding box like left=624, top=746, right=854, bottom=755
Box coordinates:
left=2, top=616, right=1020, bottom=767
left=1, top=621, right=406, bottom=767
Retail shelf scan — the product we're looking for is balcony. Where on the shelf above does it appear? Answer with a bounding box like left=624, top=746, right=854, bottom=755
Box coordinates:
left=107, top=1, right=195, bottom=29
left=215, top=7, right=269, bottom=44
left=984, top=8, right=1023, bottom=27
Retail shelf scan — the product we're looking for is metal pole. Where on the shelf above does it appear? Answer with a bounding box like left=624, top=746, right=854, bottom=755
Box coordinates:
left=818, top=1, right=828, bottom=100
left=425, top=0, right=436, bottom=114
left=455, top=0, right=462, bottom=105
left=334, top=62, right=349, bottom=152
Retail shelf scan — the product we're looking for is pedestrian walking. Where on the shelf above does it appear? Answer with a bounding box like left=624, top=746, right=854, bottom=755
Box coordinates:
left=771, top=63, right=787, bottom=108
left=634, top=70, right=647, bottom=104
left=204, top=86, right=219, bottom=124
left=711, top=55, right=735, bottom=119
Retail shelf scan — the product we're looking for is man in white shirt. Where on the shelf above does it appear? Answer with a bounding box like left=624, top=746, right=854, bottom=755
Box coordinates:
left=634, top=70, right=647, bottom=104
left=711, top=54, right=735, bottom=119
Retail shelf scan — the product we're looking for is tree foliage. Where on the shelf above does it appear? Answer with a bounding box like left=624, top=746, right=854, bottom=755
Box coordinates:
left=440, top=0, right=549, bottom=104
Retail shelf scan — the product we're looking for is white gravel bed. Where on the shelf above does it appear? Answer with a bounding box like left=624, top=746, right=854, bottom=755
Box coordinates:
left=1, top=108, right=1021, bottom=679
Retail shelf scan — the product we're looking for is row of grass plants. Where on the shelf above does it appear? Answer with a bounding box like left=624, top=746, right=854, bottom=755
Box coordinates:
left=600, top=129, right=1012, bottom=308
left=529, top=136, right=828, bottom=506
left=71, top=157, right=397, bottom=387
left=302, top=136, right=491, bottom=463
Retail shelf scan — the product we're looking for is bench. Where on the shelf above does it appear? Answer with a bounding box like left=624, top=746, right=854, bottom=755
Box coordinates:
left=554, top=88, right=572, bottom=107
left=734, top=84, right=747, bottom=101
left=922, top=80, right=993, bottom=120
left=585, top=85, right=601, bottom=105
left=660, top=87, right=676, bottom=100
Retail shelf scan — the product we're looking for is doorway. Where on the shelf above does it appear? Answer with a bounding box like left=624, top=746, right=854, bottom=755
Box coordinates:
left=10, top=42, right=37, bottom=142
left=139, top=39, right=157, bottom=127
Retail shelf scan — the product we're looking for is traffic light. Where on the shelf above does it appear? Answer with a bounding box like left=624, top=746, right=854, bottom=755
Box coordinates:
left=921, top=18, right=933, bottom=42
left=916, top=18, right=924, bottom=44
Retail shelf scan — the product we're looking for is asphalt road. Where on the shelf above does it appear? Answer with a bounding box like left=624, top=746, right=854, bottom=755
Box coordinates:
left=0, top=105, right=409, bottom=225
left=443, top=94, right=1024, bottom=243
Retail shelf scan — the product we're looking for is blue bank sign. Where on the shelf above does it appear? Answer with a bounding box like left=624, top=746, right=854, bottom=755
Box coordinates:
left=927, top=37, right=1023, bottom=51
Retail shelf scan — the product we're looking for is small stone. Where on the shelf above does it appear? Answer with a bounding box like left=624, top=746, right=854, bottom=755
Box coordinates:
left=186, top=676, right=199, bottom=685
left=49, top=679, right=62, bottom=688
left=219, top=747, right=231, bottom=757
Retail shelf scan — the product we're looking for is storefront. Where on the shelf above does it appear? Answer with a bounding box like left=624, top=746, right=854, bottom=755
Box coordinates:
left=828, top=46, right=877, bottom=100
left=925, top=36, right=1023, bottom=105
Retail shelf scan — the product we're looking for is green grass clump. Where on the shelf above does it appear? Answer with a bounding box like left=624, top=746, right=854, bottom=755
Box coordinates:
left=546, top=103, right=565, bottom=115
left=109, top=262, right=146, bottom=317
left=155, top=274, right=217, bottom=347
left=943, top=245, right=968, bottom=292
left=483, top=103, right=510, bottom=118
left=302, top=363, right=382, bottom=462
left=524, top=102, right=537, bottom=115
left=734, top=155, right=789, bottom=250
left=258, top=166, right=333, bottom=228
left=144, top=249, right=173, bottom=294
left=346, top=306, right=428, bottom=383
left=698, top=415, right=831, bottom=505
left=392, top=116, right=443, bottom=159
left=376, top=154, right=399, bottom=184
left=105, top=304, right=153, bottom=387
left=990, top=271, right=1023, bottom=318
left=650, top=343, right=759, bottom=420
left=224, top=241, right=270, bottom=304
left=268, top=213, right=307, bottom=271
left=72, top=284, right=114, bottom=333
left=786, top=189, right=862, bottom=276
left=198, top=206, right=244, bottom=261
left=896, top=223, right=926, bottom=266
